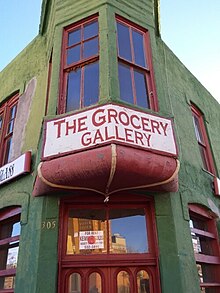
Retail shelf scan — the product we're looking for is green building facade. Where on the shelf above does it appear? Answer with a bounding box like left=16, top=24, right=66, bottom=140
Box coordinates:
left=0, top=1, right=219, bottom=292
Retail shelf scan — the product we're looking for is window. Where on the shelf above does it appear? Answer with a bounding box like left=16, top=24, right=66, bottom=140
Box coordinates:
left=189, top=204, right=220, bottom=292
left=191, top=105, right=216, bottom=174
left=0, top=207, right=21, bottom=292
left=66, top=206, right=148, bottom=255
left=0, top=94, right=19, bottom=167
left=116, top=17, right=158, bottom=111
left=59, top=16, right=99, bottom=113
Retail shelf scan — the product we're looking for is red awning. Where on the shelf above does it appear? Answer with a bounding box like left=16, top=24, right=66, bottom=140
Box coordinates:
left=33, top=144, right=179, bottom=197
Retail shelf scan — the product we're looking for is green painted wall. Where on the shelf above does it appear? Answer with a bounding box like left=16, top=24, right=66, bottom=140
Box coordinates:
left=0, top=0, right=219, bottom=292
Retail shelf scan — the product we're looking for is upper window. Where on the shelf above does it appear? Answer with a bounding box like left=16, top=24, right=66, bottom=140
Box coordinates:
left=0, top=94, right=18, bottom=167
left=0, top=207, right=21, bottom=292
left=59, top=16, right=99, bottom=113
left=189, top=204, right=220, bottom=291
left=191, top=105, right=216, bottom=174
left=116, top=17, right=158, bottom=111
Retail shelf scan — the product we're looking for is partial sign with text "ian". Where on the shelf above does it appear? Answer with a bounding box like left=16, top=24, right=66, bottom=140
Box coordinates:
left=0, top=152, right=31, bottom=185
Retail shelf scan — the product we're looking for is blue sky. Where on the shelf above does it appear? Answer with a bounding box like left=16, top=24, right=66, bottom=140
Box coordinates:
left=0, top=0, right=219, bottom=104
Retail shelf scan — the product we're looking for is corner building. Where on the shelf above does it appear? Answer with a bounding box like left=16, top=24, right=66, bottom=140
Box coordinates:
left=0, top=0, right=220, bottom=292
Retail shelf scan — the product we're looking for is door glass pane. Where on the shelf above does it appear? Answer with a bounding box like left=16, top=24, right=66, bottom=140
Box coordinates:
left=89, top=272, right=102, bottom=293
left=84, top=62, right=99, bottom=107
left=117, top=271, right=130, bottom=293
left=66, top=69, right=81, bottom=111
left=117, top=22, right=132, bottom=61
left=134, top=69, right=149, bottom=108
left=132, top=30, right=146, bottom=68
left=137, top=270, right=150, bottom=293
left=66, top=209, right=107, bottom=255
left=118, top=62, right=133, bottom=104
left=68, top=273, right=81, bottom=293
left=110, top=208, right=148, bottom=253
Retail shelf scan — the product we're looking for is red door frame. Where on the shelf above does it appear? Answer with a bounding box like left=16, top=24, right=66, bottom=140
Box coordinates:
left=58, top=192, right=161, bottom=293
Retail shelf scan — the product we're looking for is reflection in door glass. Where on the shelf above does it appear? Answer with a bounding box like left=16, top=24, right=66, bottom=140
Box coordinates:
left=68, top=273, right=81, bottom=293
left=67, top=209, right=107, bottom=255
left=137, top=270, right=150, bottom=293
left=110, top=208, right=148, bottom=253
left=117, top=271, right=130, bottom=293
left=89, top=272, right=102, bottom=293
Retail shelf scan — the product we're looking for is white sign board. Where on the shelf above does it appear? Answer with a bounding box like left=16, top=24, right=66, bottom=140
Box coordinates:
left=0, top=152, right=31, bottom=185
left=79, top=231, right=104, bottom=250
left=43, top=104, right=177, bottom=159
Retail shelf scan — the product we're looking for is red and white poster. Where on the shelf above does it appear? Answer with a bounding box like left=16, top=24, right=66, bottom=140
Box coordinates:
left=79, top=231, right=104, bottom=250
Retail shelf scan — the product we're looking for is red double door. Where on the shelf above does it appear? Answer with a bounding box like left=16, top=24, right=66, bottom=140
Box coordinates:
left=58, top=194, right=161, bottom=293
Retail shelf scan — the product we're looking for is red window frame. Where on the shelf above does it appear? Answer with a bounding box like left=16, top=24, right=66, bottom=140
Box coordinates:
left=0, top=94, right=19, bottom=167
left=116, top=16, right=158, bottom=111
left=189, top=204, right=220, bottom=290
left=0, top=206, right=21, bottom=293
left=59, top=15, right=99, bottom=114
left=191, top=105, right=216, bottom=174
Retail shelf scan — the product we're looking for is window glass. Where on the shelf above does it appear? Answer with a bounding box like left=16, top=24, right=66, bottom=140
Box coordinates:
left=117, top=271, right=130, bottom=293
left=198, top=145, right=209, bottom=171
left=110, top=208, right=148, bottom=253
left=192, top=115, right=203, bottom=144
left=0, top=209, right=20, bottom=292
left=132, top=30, right=146, bottom=68
left=61, top=17, right=99, bottom=113
left=0, top=116, right=3, bottom=131
left=117, top=22, right=132, bottom=62
left=4, top=137, right=13, bottom=164
left=7, top=105, right=17, bottom=135
left=68, top=273, right=81, bottom=293
left=84, top=21, right=98, bottom=40
left=197, top=263, right=220, bottom=284
left=0, top=244, right=19, bottom=270
left=67, top=45, right=81, bottom=65
left=189, top=206, right=220, bottom=291
left=66, top=69, right=81, bottom=112
left=116, top=18, right=156, bottom=110
left=89, top=272, right=102, bottom=293
left=191, top=106, right=215, bottom=174
left=83, top=37, right=99, bottom=59
left=118, top=63, right=133, bottom=104
left=66, top=209, right=107, bottom=255
left=137, top=270, right=150, bottom=293
left=68, top=28, right=81, bottom=46
left=0, top=276, right=16, bottom=290
left=134, top=70, right=149, bottom=108
left=84, top=62, right=99, bottom=107
left=0, top=95, right=18, bottom=166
